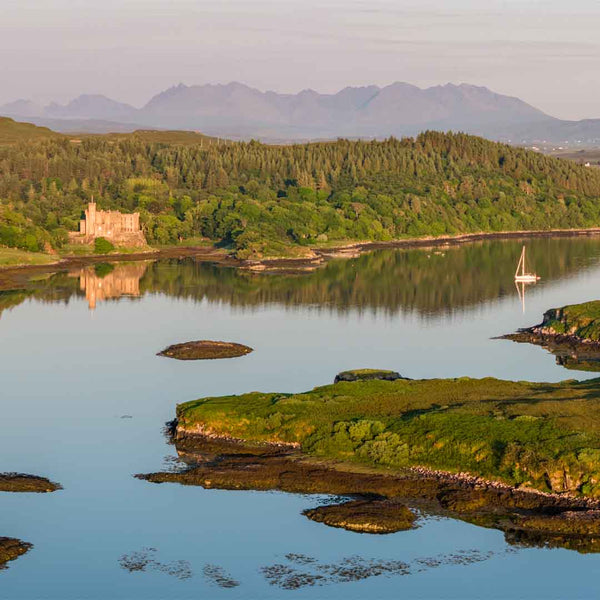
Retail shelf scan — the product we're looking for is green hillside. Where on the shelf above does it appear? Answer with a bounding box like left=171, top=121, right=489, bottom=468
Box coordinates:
left=2, top=130, right=600, bottom=256
left=0, top=117, right=59, bottom=144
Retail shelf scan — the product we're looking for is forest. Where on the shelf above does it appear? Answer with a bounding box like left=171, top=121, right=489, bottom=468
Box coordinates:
left=2, top=130, right=600, bottom=258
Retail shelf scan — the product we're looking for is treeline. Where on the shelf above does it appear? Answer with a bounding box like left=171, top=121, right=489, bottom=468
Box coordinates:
left=2, top=131, right=600, bottom=256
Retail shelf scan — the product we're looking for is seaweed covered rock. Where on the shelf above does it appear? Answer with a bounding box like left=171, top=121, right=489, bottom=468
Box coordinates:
left=139, top=436, right=600, bottom=553
left=158, top=341, right=253, bottom=361
left=334, top=369, right=404, bottom=383
left=304, top=499, right=416, bottom=534
left=0, top=473, right=61, bottom=493
left=0, top=537, right=32, bottom=570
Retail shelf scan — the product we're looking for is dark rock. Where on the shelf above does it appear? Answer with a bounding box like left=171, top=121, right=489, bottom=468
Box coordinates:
left=304, top=499, right=416, bottom=533
left=334, top=369, right=405, bottom=383
left=0, top=473, right=62, bottom=493
left=157, top=340, right=253, bottom=360
left=0, top=537, right=32, bottom=570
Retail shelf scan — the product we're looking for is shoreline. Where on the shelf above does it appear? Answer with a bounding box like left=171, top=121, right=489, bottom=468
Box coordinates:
left=3, top=225, right=600, bottom=290
left=241, top=226, right=600, bottom=271
left=0, top=245, right=231, bottom=290
left=172, top=426, right=600, bottom=511
left=140, top=428, right=600, bottom=550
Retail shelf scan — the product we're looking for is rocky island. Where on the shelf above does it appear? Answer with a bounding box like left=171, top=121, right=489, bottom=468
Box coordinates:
left=0, top=473, right=62, bottom=493
left=0, top=473, right=60, bottom=571
left=157, top=341, right=253, bottom=361
left=0, top=538, right=32, bottom=571
left=138, top=370, right=600, bottom=551
left=502, top=300, right=600, bottom=371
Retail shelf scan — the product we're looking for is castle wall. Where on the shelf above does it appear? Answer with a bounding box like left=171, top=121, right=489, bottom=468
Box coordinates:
left=70, top=202, right=146, bottom=247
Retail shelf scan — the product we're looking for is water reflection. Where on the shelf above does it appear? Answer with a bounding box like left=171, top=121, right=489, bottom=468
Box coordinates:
left=3, top=237, right=600, bottom=319
left=70, top=263, right=149, bottom=310
left=515, top=280, right=537, bottom=314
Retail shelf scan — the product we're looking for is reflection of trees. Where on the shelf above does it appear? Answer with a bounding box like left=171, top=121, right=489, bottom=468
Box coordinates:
left=138, top=238, right=600, bottom=316
left=2, top=238, right=600, bottom=319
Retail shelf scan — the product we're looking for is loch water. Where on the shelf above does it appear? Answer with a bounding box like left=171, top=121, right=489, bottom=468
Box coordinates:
left=3, top=237, right=600, bottom=599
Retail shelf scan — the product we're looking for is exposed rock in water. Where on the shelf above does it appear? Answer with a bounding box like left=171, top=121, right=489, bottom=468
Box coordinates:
left=137, top=435, right=600, bottom=553
left=0, top=473, right=62, bottom=493
left=500, top=301, right=600, bottom=373
left=157, top=340, right=253, bottom=361
left=304, top=499, right=416, bottom=534
left=0, top=537, right=32, bottom=570
left=334, top=369, right=405, bottom=383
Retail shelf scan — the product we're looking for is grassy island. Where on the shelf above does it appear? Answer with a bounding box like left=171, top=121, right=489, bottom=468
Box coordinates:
left=535, top=301, right=600, bottom=341
left=141, top=371, right=600, bottom=550
left=503, top=301, right=600, bottom=372
left=174, top=373, right=600, bottom=496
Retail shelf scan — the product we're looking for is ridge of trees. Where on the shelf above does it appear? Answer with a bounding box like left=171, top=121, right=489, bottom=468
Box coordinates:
left=1, top=131, right=600, bottom=257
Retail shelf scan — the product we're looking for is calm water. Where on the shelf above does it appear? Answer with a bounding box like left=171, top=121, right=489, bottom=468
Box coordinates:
left=3, top=237, right=600, bottom=599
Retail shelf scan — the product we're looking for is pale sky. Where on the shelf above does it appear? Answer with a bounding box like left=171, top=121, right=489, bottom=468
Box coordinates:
left=2, top=0, right=599, bottom=120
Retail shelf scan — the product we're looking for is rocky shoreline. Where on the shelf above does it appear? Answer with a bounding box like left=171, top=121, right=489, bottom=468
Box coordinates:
left=501, top=301, right=600, bottom=371
left=168, top=425, right=600, bottom=510
left=138, top=429, right=600, bottom=551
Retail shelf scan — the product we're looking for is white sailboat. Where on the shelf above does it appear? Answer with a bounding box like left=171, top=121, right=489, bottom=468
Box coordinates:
left=514, top=245, right=540, bottom=283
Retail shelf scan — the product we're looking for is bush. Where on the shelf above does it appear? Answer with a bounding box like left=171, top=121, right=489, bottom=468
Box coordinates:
left=94, top=237, right=115, bottom=254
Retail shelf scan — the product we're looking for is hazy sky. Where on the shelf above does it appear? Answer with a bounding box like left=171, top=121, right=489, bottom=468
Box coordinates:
left=2, top=0, right=599, bottom=119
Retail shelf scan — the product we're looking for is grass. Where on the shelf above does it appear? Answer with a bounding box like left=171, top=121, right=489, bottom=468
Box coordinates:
left=0, top=247, right=58, bottom=268
left=59, top=243, right=153, bottom=257
left=0, top=117, right=59, bottom=144
left=542, top=301, right=600, bottom=341
left=176, top=375, right=600, bottom=496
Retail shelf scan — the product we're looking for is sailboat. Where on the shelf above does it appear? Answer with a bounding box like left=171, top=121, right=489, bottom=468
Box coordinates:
left=514, top=245, right=540, bottom=283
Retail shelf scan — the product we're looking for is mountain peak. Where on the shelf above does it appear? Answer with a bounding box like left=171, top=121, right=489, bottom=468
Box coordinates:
left=0, top=81, right=561, bottom=141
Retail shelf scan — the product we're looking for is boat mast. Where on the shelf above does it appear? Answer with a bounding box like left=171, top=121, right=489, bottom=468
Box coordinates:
left=515, top=246, right=525, bottom=278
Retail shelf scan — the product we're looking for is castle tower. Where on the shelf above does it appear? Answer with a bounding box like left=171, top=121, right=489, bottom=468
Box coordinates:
left=86, top=198, right=97, bottom=237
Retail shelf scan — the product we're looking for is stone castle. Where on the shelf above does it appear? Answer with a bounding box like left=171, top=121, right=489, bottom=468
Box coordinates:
left=70, top=201, right=146, bottom=247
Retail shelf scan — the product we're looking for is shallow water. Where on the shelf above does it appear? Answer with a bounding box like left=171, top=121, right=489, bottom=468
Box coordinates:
left=3, top=237, right=600, bottom=599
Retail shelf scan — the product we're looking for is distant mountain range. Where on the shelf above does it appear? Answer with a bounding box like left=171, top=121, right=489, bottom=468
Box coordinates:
left=3, top=82, right=600, bottom=144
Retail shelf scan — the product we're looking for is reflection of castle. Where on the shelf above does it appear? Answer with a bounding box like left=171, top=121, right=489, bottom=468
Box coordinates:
left=71, top=263, right=149, bottom=310
left=70, top=201, right=146, bottom=247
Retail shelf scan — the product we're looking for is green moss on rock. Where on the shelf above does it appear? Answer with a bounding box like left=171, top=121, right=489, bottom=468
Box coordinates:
left=334, top=369, right=404, bottom=383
